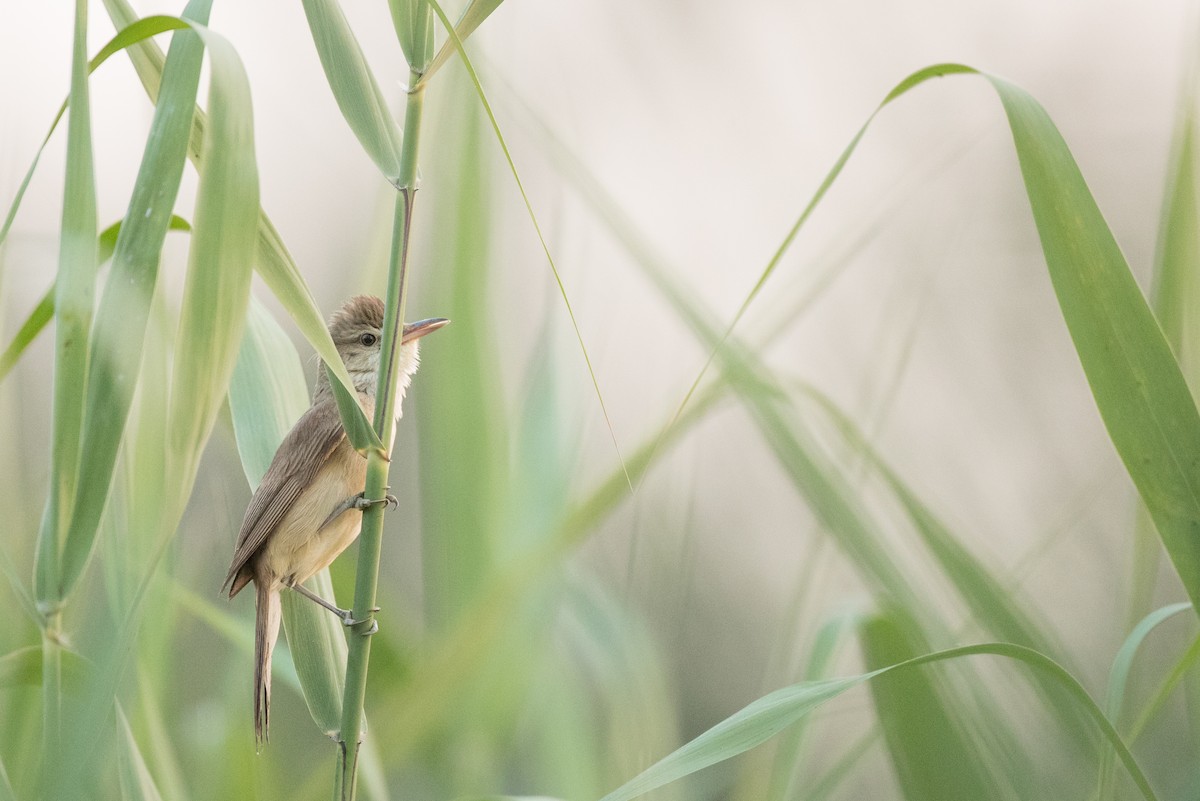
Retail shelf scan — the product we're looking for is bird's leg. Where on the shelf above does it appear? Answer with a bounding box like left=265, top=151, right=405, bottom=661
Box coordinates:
left=288, top=580, right=353, bottom=624
left=319, top=489, right=398, bottom=531
left=287, top=580, right=381, bottom=634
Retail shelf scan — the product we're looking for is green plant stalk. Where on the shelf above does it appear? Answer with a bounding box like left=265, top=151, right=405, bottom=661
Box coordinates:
left=334, top=73, right=426, bottom=801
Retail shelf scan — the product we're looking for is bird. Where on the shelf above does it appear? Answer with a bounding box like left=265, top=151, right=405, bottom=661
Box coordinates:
left=222, top=294, right=447, bottom=745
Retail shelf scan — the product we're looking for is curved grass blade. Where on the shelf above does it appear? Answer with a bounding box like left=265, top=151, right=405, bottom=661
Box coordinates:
left=565, top=60, right=1200, bottom=618
left=596, top=643, right=1156, bottom=801
left=1098, top=602, right=1193, bottom=800
left=1, top=217, right=190, bottom=385
left=51, top=1, right=212, bottom=604
left=300, top=0, right=404, bottom=182
left=1106, top=602, right=1192, bottom=724
left=164, top=23, right=259, bottom=496
left=0, top=288, right=52, bottom=384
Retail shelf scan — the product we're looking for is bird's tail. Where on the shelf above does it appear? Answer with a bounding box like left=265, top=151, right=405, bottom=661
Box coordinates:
left=254, top=581, right=282, bottom=749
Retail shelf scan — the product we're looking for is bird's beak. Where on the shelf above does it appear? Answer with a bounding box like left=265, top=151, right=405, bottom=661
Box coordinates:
left=401, top=317, right=450, bottom=343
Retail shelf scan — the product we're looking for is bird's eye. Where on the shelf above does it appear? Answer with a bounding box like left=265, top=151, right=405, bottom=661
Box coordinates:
left=359, top=332, right=378, bottom=347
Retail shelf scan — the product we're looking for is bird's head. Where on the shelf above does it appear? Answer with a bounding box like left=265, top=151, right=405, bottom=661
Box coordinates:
left=322, top=295, right=448, bottom=396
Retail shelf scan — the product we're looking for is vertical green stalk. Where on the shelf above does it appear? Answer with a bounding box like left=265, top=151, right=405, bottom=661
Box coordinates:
left=334, top=71, right=427, bottom=801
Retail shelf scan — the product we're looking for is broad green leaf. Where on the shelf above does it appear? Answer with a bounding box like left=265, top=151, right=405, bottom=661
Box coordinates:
left=101, top=0, right=382, bottom=455
left=860, top=610, right=1002, bottom=801
left=115, top=707, right=164, bottom=801
left=34, top=0, right=99, bottom=612
left=300, top=0, right=404, bottom=182
left=0, top=217, right=190, bottom=385
left=596, top=644, right=1155, bottom=801
left=280, top=576, right=351, bottom=736
left=420, top=0, right=503, bottom=82
left=51, top=2, right=211, bottom=604
left=165, top=21, right=259, bottom=495
left=388, top=0, right=434, bottom=72
left=1133, top=71, right=1200, bottom=624
left=988, top=69, right=1200, bottom=616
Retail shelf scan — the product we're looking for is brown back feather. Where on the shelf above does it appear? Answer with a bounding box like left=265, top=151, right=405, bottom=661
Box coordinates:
left=223, top=399, right=347, bottom=595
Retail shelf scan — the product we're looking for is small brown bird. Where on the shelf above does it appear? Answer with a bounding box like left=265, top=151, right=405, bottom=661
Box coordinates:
left=222, top=295, right=447, bottom=745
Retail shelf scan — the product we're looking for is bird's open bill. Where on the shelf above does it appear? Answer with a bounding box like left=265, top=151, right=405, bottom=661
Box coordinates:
left=401, top=317, right=450, bottom=343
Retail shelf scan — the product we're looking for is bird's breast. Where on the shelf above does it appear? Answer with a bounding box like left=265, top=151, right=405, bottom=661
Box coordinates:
left=257, top=438, right=367, bottom=588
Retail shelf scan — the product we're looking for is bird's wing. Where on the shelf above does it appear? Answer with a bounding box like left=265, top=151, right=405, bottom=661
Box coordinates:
left=223, top=400, right=347, bottom=594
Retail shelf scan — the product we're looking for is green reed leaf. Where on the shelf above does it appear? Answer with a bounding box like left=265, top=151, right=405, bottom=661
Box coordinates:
left=988, top=70, right=1200, bottom=617
left=300, top=0, right=404, bottom=182
left=52, top=1, right=211, bottom=604
left=388, top=0, right=433, bottom=72
left=597, top=643, right=1155, bottom=801
left=165, top=22, right=258, bottom=495
left=1098, top=603, right=1193, bottom=800
left=34, top=0, right=100, bottom=611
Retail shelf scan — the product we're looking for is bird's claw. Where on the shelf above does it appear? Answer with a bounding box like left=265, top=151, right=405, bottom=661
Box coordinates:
left=353, top=490, right=398, bottom=511
left=345, top=609, right=381, bottom=633
left=343, top=606, right=381, bottom=636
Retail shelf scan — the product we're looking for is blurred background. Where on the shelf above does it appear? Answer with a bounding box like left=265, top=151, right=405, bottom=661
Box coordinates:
left=2, top=1, right=1199, bottom=799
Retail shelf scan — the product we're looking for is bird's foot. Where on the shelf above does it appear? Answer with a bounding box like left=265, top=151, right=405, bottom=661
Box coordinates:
left=344, top=607, right=381, bottom=636
left=353, top=489, right=398, bottom=511
left=320, top=491, right=396, bottom=530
